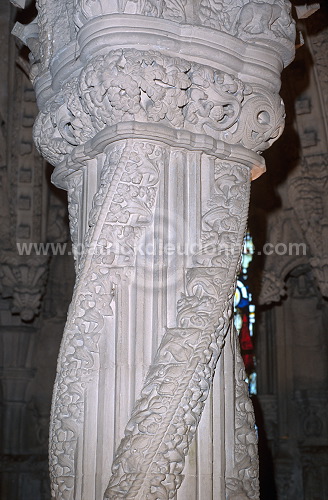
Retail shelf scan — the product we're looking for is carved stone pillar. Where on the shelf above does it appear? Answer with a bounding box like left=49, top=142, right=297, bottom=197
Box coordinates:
left=13, top=1, right=295, bottom=498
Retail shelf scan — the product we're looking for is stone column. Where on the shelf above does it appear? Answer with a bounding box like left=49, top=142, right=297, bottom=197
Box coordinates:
left=13, top=1, right=295, bottom=498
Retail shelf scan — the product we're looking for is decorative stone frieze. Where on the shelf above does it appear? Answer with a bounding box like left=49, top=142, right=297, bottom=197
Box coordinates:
left=11, top=0, right=296, bottom=498
left=22, top=0, right=295, bottom=77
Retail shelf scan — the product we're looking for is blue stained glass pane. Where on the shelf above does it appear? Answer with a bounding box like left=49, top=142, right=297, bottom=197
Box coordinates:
left=234, top=231, right=257, bottom=395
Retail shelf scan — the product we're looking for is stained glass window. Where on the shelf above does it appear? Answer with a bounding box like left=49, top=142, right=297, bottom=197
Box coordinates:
left=234, top=231, right=257, bottom=395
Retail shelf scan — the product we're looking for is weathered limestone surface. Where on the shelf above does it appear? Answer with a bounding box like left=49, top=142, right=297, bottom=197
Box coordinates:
left=11, top=1, right=295, bottom=498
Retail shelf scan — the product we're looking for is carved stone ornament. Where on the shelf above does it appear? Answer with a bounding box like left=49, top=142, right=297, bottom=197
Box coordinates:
left=0, top=252, right=49, bottom=321
left=259, top=154, right=328, bottom=305
left=289, top=154, right=328, bottom=298
left=257, top=210, right=308, bottom=305
left=10, top=0, right=295, bottom=498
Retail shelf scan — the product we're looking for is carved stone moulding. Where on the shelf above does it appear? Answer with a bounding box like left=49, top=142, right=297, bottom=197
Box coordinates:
left=49, top=122, right=264, bottom=266
left=35, top=14, right=288, bottom=107
left=30, top=0, right=295, bottom=75
left=288, top=154, right=328, bottom=299
left=33, top=36, right=287, bottom=179
left=51, top=122, right=266, bottom=187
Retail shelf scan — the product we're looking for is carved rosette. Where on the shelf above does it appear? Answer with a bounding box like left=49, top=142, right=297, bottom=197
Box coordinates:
left=11, top=0, right=296, bottom=498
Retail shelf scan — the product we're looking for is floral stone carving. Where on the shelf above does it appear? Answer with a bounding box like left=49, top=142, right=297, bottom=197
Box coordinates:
left=10, top=1, right=296, bottom=498
left=34, top=49, right=285, bottom=167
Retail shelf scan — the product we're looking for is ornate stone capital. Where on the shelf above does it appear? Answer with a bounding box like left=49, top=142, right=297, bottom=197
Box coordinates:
left=34, top=47, right=285, bottom=175
left=27, top=0, right=295, bottom=74
left=21, top=1, right=295, bottom=186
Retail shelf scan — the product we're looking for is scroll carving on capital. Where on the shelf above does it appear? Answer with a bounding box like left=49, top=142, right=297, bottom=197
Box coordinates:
left=34, top=49, right=285, bottom=166
left=258, top=270, right=287, bottom=305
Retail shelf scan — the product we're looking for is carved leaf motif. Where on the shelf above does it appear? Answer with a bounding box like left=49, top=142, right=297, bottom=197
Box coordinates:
left=198, top=0, right=295, bottom=45
left=34, top=48, right=286, bottom=165
left=104, top=161, right=253, bottom=499
left=49, top=141, right=165, bottom=499
left=226, top=331, right=259, bottom=498
left=163, top=0, right=187, bottom=22
left=199, top=0, right=236, bottom=30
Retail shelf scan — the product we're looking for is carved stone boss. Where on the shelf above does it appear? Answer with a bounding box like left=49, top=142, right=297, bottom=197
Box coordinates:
left=15, top=0, right=295, bottom=498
